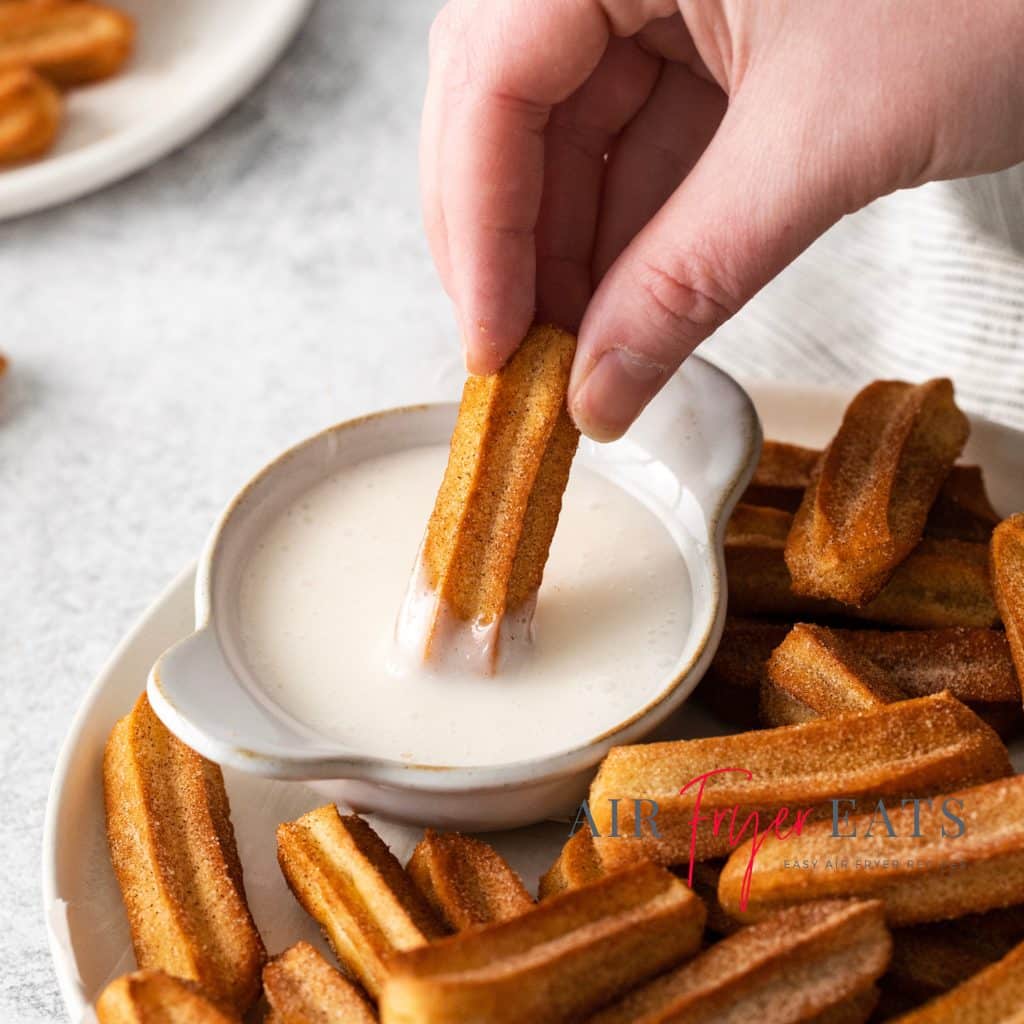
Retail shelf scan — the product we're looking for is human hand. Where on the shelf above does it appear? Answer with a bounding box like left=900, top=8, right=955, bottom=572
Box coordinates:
left=422, top=0, right=1024, bottom=440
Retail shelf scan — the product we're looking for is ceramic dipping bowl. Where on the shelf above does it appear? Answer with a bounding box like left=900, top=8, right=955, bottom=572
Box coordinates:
left=148, top=355, right=761, bottom=830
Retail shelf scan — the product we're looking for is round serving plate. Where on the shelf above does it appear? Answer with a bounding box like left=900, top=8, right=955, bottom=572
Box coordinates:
left=0, top=0, right=314, bottom=221
left=42, top=382, right=1024, bottom=1021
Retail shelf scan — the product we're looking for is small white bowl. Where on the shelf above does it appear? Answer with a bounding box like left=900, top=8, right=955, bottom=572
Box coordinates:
left=148, top=356, right=760, bottom=830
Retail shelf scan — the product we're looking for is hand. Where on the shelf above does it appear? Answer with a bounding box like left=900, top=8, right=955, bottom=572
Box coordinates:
left=422, top=0, right=1024, bottom=440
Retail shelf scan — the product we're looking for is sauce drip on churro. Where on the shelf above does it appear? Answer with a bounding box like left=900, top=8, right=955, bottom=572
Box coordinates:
left=237, top=444, right=690, bottom=766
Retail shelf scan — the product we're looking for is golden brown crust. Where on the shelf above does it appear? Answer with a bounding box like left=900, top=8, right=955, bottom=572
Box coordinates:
left=407, top=830, right=533, bottom=930
left=588, top=899, right=890, bottom=1024
left=888, top=938, right=1024, bottom=1023
left=0, top=1, right=134, bottom=86
left=262, top=941, right=376, bottom=1024
left=380, top=863, right=706, bottom=1024
left=537, top=829, right=605, bottom=900
left=102, top=694, right=265, bottom=1014
left=589, top=693, right=1010, bottom=869
left=785, top=380, right=969, bottom=605
left=727, top=507, right=998, bottom=628
left=413, top=324, right=578, bottom=665
left=991, top=514, right=1024, bottom=707
left=95, top=970, right=240, bottom=1024
left=719, top=775, right=1024, bottom=927
left=276, top=806, right=445, bottom=998
left=0, top=64, right=58, bottom=164
left=741, top=440, right=821, bottom=511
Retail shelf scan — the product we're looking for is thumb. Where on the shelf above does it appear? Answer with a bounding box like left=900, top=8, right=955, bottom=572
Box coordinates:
left=568, top=90, right=857, bottom=441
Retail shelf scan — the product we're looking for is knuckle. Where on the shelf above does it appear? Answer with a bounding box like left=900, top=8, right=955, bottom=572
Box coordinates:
left=632, top=255, right=737, bottom=344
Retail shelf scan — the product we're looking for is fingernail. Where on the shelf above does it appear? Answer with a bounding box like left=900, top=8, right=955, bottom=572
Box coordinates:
left=570, top=348, right=666, bottom=442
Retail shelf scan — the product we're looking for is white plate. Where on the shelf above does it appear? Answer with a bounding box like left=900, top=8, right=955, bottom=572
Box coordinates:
left=42, top=383, right=1024, bottom=1022
left=0, top=0, right=314, bottom=221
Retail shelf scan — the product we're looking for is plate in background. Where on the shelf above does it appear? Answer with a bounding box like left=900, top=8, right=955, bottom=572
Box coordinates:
left=0, top=0, right=314, bottom=221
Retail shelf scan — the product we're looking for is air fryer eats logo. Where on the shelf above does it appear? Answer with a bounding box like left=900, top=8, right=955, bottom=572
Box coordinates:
left=573, top=767, right=967, bottom=909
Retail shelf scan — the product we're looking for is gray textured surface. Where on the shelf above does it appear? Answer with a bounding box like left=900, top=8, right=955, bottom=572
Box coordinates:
left=4, top=0, right=1024, bottom=1019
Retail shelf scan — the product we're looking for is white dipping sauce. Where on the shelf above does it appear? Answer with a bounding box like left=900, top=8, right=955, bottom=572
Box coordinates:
left=238, top=445, right=690, bottom=766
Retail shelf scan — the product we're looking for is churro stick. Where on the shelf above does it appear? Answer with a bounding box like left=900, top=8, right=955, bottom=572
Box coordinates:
left=589, top=693, right=1010, bottom=869
left=407, top=830, right=533, bottom=930
left=588, top=899, right=890, bottom=1024
left=0, top=0, right=133, bottom=86
left=103, top=695, right=265, bottom=1014
left=538, top=829, right=605, bottom=900
left=96, top=970, right=240, bottom=1024
left=396, top=324, right=578, bottom=673
left=692, top=618, right=791, bottom=729
left=0, top=64, right=58, bottom=164
left=889, top=938, right=1024, bottom=1023
left=727, top=507, right=998, bottom=628
left=991, top=514, right=1024, bottom=706
left=741, top=440, right=820, bottom=511
left=719, top=775, right=1024, bottom=926
left=760, top=623, right=905, bottom=726
left=263, top=942, right=376, bottom=1024
left=786, top=379, right=969, bottom=605
left=380, top=863, right=706, bottom=1024
left=277, top=806, right=445, bottom=998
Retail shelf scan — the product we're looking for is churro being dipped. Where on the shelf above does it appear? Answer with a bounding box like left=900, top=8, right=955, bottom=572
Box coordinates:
left=263, top=942, right=376, bottom=1024
left=786, top=379, right=968, bottom=605
left=588, top=899, right=891, bottom=1024
left=96, top=970, right=240, bottom=1024
left=395, top=324, right=578, bottom=674
left=380, top=863, right=706, bottom=1024
left=103, top=694, right=265, bottom=1014
left=277, top=807, right=445, bottom=998
left=991, top=514, right=1024, bottom=705
left=407, top=830, right=533, bottom=930
left=589, top=693, right=1010, bottom=869
left=0, top=0, right=134, bottom=86
left=719, top=774, right=1024, bottom=926
left=0, top=64, right=59, bottom=164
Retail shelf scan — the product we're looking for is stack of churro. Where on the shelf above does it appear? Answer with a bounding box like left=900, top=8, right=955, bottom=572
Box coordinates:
left=96, top=370, right=1024, bottom=1022
left=0, top=0, right=133, bottom=166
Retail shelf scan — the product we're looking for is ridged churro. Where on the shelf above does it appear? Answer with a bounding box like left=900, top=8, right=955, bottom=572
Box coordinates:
left=380, top=863, right=706, bottom=1024
left=538, top=829, right=605, bottom=900
left=786, top=379, right=969, bottom=605
left=407, top=830, right=533, bottom=930
left=588, top=899, right=890, bottom=1024
left=103, top=694, right=265, bottom=1014
left=991, top=514, right=1024, bottom=706
left=263, top=941, right=376, bottom=1024
left=396, top=324, right=578, bottom=673
left=0, top=64, right=58, bottom=164
left=589, top=693, right=1010, bottom=869
left=277, top=806, right=445, bottom=998
left=96, top=970, right=239, bottom=1024
left=719, top=774, right=1024, bottom=926
left=0, top=0, right=134, bottom=86
left=760, top=623, right=904, bottom=726
left=889, top=938, right=1024, bottom=1023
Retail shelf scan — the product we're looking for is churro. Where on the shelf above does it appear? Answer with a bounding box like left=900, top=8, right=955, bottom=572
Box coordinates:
left=727, top=507, right=998, bottom=627
left=786, top=379, right=969, bottom=605
left=407, top=830, right=533, bottom=930
left=589, top=693, right=1010, bottom=869
left=276, top=806, right=445, bottom=998
left=719, top=774, right=1024, bottom=926
left=396, top=324, right=578, bottom=673
left=537, top=829, right=604, bottom=900
left=0, top=0, right=134, bottom=86
left=263, top=941, right=376, bottom=1024
left=760, top=623, right=904, bottom=726
left=991, top=514, right=1024, bottom=706
left=380, top=863, right=706, bottom=1024
left=0, top=64, right=58, bottom=164
left=96, top=970, right=239, bottom=1024
left=588, top=899, right=890, bottom=1024
left=103, top=694, right=265, bottom=1014
left=889, top=938, right=1024, bottom=1023
left=741, top=440, right=819, bottom=511
left=693, top=618, right=790, bottom=729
